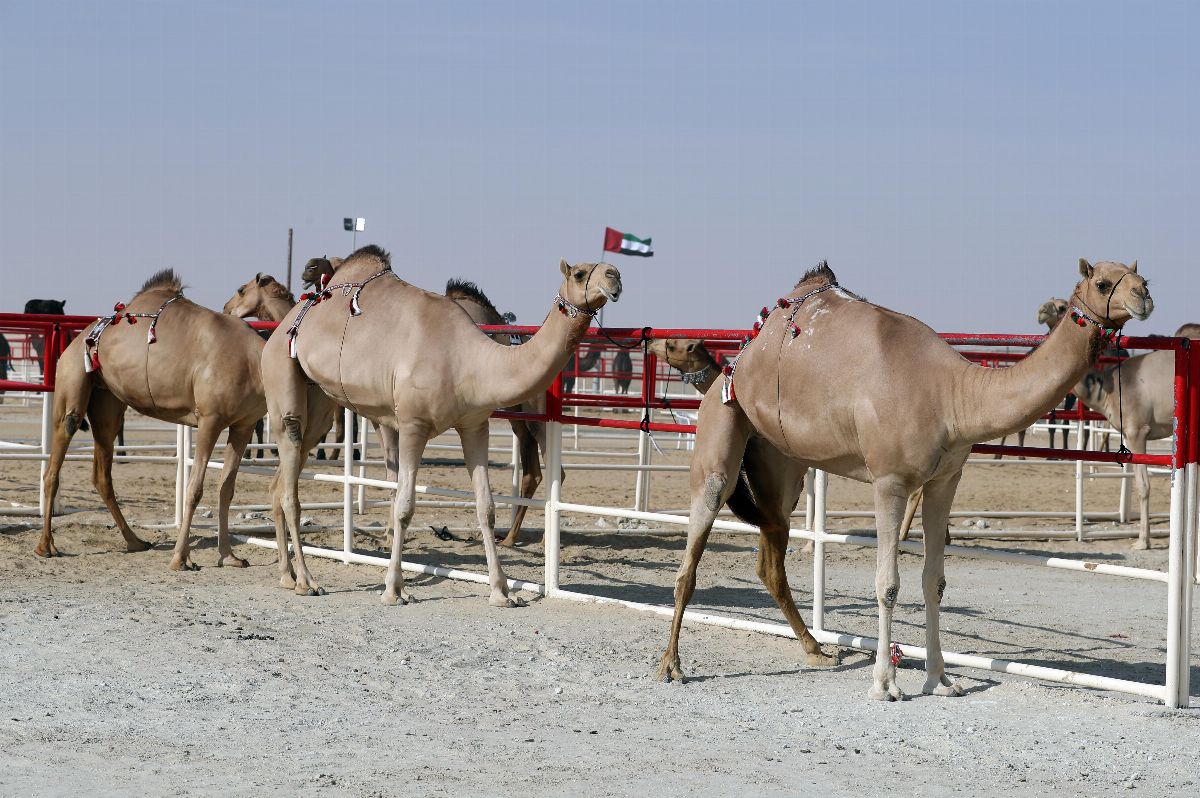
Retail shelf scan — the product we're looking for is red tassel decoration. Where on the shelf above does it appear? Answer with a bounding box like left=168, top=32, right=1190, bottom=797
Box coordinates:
left=113, top=302, right=126, bottom=312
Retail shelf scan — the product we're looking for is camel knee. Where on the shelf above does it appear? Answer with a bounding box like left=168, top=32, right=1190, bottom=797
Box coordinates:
left=702, top=473, right=727, bottom=512
left=282, top=413, right=303, bottom=444
left=880, top=583, right=899, bottom=609
left=923, top=575, right=946, bottom=603
left=64, top=412, right=83, bottom=437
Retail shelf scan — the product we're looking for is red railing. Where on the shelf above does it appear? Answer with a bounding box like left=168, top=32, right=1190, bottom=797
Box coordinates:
left=2, top=314, right=1195, bottom=467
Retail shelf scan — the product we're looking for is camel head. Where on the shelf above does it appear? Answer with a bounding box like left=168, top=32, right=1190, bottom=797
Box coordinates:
left=648, top=338, right=711, bottom=372
left=301, top=256, right=344, bottom=289
left=1073, top=259, right=1153, bottom=328
left=558, top=260, right=622, bottom=315
left=1036, top=297, right=1069, bottom=330
left=223, top=273, right=292, bottom=318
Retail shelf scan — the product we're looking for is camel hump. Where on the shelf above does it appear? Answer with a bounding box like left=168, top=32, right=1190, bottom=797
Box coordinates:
left=445, top=278, right=505, bottom=318
left=346, top=244, right=391, bottom=269
left=135, top=268, right=184, bottom=297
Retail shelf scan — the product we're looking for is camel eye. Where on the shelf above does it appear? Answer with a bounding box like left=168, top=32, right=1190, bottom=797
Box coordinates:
left=237, top=287, right=244, bottom=295
left=1097, top=281, right=1110, bottom=293
left=573, top=270, right=585, bottom=280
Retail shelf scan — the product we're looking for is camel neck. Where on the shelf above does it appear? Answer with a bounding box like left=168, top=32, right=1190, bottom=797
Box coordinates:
left=260, top=295, right=297, bottom=323
left=956, top=304, right=1107, bottom=443
left=472, top=301, right=594, bottom=408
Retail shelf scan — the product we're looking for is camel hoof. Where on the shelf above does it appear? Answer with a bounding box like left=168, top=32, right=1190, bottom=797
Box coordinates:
left=34, top=543, right=60, bottom=558
left=1131, top=539, right=1150, bottom=551
left=655, top=656, right=686, bottom=683
left=294, top=581, right=325, bottom=597
left=868, top=681, right=905, bottom=702
left=924, top=679, right=965, bottom=697
left=219, top=555, right=250, bottom=568
left=489, top=592, right=524, bottom=608
left=496, top=536, right=519, bottom=548
left=804, top=649, right=838, bottom=668
left=126, top=537, right=153, bottom=553
left=279, top=574, right=297, bottom=590
left=381, top=590, right=414, bottom=606
left=169, top=559, right=201, bottom=572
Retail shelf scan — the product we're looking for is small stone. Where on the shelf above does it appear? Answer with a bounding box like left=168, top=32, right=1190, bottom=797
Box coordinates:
left=244, top=511, right=262, bottom=520
left=554, top=687, right=563, bottom=695
left=596, top=518, right=608, bottom=528
left=960, top=519, right=974, bottom=528
left=974, top=519, right=988, bottom=529
left=300, top=516, right=317, bottom=526
left=199, top=509, right=213, bottom=519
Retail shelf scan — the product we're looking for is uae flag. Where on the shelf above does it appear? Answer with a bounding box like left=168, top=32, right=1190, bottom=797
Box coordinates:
left=603, top=226, right=654, bottom=257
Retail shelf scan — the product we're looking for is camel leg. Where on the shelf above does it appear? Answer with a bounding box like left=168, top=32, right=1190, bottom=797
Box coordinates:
left=919, top=469, right=965, bottom=697
left=656, top=394, right=753, bottom=681
left=499, top=422, right=542, bottom=547
left=749, top=457, right=835, bottom=666
left=382, top=427, right=426, bottom=606
left=215, top=424, right=255, bottom=567
left=269, top=471, right=295, bottom=589
left=281, top=390, right=335, bottom=594
left=1017, top=428, right=1026, bottom=460
left=459, top=421, right=525, bottom=607
left=1129, top=432, right=1151, bottom=549
left=171, top=419, right=222, bottom=571
left=87, top=390, right=152, bottom=552
left=868, top=475, right=909, bottom=702
left=377, top=423, right=399, bottom=547
left=37, top=374, right=94, bottom=557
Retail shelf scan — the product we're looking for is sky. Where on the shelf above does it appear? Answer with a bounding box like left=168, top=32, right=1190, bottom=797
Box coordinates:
left=1, top=1, right=1196, bottom=334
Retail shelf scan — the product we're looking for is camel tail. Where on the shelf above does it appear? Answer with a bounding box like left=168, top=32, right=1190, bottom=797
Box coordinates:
left=724, top=455, right=772, bottom=528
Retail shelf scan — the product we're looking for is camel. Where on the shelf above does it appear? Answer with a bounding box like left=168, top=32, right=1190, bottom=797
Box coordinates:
left=222, top=273, right=301, bottom=457
left=443, top=277, right=557, bottom=547
left=38, top=270, right=267, bottom=570
left=613, top=350, right=634, bottom=395
left=648, top=339, right=722, bottom=394
left=223, top=273, right=296, bottom=323
left=261, top=246, right=622, bottom=604
left=655, top=259, right=1151, bottom=700
left=562, top=347, right=602, bottom=393
left=1173, top=323, right=1200, bottom=339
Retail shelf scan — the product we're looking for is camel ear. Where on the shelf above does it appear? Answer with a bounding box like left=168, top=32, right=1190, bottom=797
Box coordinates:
left=257, top=273, right=273, bottom=286
left=1078, top=259, right=1093, bottom=278
left=559, top=258, right=571, bottom=277
left=1128, top=259, right=1138, bottom=273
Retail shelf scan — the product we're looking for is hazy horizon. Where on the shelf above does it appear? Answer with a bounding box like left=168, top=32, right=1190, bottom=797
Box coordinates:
left=2, top=1, right=1195, bottom=335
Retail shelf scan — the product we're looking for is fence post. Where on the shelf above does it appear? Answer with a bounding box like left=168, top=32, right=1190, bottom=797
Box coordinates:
left=812, top=469, right=828, bottom=631
left=356, top=418, right=367, bottom=515
left=38, top=390, right=53, bottom=515
left=544, top=377, right=564, bottom=594
left=1165, top=465, right=1188, bottom=707
left=1075, top=417, right=1085, bottom=541
left=343, top=406, right=353, bottom=563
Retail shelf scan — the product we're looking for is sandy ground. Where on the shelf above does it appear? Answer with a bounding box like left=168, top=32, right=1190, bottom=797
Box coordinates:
left=1, top=403, right=1198, bottom=796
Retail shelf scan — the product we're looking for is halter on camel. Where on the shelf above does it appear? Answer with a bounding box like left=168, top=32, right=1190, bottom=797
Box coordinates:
left=83, top=294, right=182, bottom=374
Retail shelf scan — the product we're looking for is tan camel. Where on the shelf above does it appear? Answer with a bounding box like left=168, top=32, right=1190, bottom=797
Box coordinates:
left=648, top=338, right=722, bottom=394
left=38, top=270, right=267, bottom=569
left=656, top=259, right=1151, bottom=700
left=222, top=273, right=296, bottom=322
left=1037, top=296, right=1194, bottom=549
left=443, top=278, right=558, bottom=547
left=1173, top=323, right=1200, bottom=339
left=261, top=246, right=622, bottom=604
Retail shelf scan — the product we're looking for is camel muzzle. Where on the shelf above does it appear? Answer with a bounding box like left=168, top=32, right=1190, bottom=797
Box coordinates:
left=1125, top=296, right=1153, bottom=322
